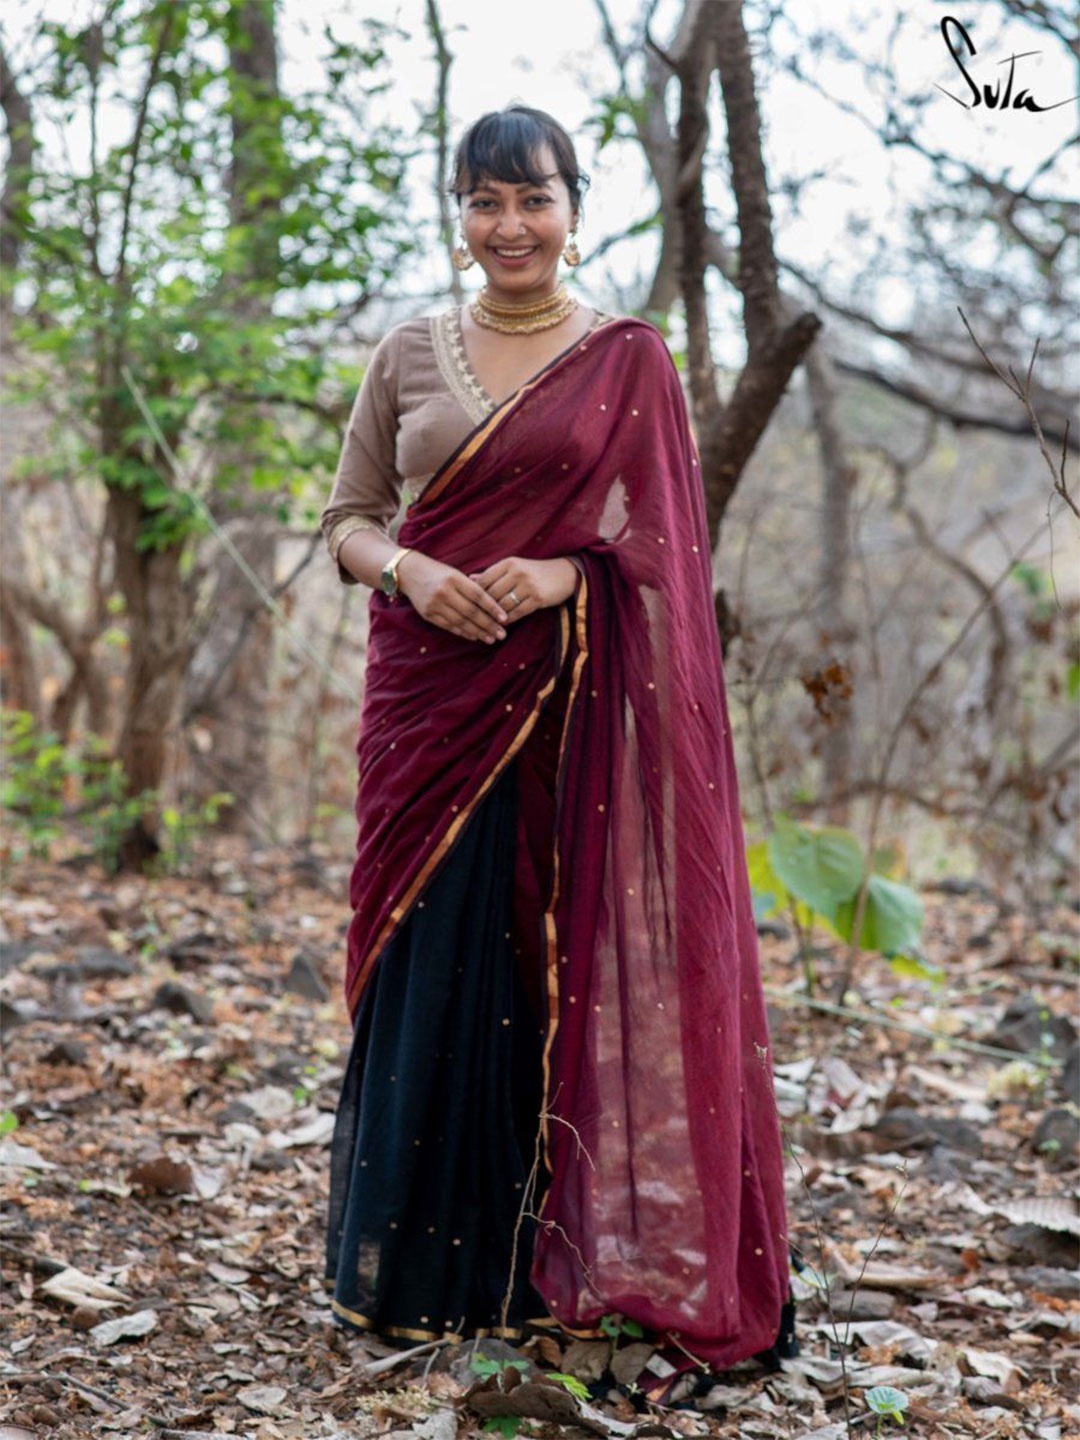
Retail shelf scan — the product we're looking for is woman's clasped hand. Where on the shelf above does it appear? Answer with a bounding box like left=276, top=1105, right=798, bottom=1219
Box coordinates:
left=397, top=551, right=576, bottom=643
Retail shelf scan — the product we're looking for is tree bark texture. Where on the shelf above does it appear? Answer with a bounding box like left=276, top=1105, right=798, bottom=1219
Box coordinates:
left=108, top=487, right=195, bottom=865
left=672, top=0, right=821, bottom=644
left=183, top=0, right=282, bottom=830
left=805, top=343, right=857, bottom=821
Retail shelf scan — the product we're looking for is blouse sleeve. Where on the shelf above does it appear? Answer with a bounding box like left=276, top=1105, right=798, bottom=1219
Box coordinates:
left=320, top=329, right=404, bottom=585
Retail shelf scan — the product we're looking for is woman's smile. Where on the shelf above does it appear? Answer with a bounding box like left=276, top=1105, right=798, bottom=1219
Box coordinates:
left=488, top=244, right=541, bottom=267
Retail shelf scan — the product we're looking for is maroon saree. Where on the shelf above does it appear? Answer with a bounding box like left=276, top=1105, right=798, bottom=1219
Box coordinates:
left=344, top=317, right=789, bottom=1367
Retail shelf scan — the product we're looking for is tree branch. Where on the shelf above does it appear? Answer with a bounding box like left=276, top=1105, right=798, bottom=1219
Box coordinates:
left=116, top=9, right=176, bottom=288
left=832, top=355, right=1077, bottom=455
left=958, top=307, right=1078, bottom=517
left=424, top=0, right=462, bottom=303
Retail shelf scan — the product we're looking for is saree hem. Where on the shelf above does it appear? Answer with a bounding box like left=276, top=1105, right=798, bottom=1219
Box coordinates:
left=327, top=759, right=553, bottom=1343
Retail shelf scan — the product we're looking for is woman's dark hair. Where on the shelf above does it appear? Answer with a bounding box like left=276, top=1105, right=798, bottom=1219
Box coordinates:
left=451, top=105, right=589, bottom=213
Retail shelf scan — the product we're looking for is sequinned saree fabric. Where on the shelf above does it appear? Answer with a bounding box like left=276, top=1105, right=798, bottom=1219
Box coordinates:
left=326, top=316, right=790, bottom=1368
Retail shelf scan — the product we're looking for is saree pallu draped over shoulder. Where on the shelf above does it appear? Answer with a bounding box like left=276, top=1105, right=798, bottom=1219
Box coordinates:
left=346, top=317, right=789, bottom=1366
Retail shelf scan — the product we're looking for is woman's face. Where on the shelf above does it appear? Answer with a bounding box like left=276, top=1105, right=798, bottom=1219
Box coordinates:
left=459, top=144, right=577, bottom=303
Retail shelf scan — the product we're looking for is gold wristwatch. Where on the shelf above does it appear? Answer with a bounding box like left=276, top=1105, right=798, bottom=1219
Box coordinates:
left=380, top=546, right=413, bottom=601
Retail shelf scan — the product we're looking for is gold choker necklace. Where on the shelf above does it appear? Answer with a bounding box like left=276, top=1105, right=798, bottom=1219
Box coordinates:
left=471, top=284, right=577, bottom=335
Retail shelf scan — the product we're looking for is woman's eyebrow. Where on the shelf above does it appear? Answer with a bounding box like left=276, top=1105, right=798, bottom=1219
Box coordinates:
left=468, top=176, right=557, bottom=193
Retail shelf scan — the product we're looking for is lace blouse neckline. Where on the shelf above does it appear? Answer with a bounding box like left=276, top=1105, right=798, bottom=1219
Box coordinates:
left=431, top=305, right=609, bottom=427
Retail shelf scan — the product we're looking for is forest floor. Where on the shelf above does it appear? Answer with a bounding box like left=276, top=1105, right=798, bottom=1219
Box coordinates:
left=1, top=843, right=1077, bottom=1440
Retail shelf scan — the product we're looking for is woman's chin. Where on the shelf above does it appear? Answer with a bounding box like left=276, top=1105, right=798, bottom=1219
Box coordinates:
left=478, top=267, right=560, bottom=298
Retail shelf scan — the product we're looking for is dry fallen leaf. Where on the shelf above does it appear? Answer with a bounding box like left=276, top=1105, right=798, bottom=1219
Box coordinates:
left=128, top=1154, right=194, bottom=1194
left=995, top=1197, right=1080, bottom=1236
left=961, top=1346, right=1025, bottom=1393
left=40, top=1265, right=131, bottom=1311
left=0, top=1140, right=56, bottom=1170
left=237, top=1384, right=289, bottom=1415
left=90, top=1308, right=159, bottom=1345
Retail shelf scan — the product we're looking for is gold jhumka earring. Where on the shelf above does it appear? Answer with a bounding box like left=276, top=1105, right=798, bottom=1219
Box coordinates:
left=562, top=232, right=581, bottom=267
left=452, top=235, right=475, bottom=271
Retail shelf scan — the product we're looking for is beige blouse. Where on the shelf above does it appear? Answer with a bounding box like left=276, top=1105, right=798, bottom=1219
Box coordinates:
left=321, top=306, right=607, bottom=582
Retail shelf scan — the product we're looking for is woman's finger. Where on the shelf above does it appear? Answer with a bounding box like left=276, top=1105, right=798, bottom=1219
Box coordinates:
left=498, top=581, right=531, bottom=617
left=455, top=576, right=509, bottom=622
left=464, top=580, right=509, bottom=624
left=472, top=560, right=511, bottom=587
left=442, top=593, right=507, bottom=640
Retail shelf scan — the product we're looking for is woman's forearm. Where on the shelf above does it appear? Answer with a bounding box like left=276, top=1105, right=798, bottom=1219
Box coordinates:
left=337, top=528, right=419, bottom=591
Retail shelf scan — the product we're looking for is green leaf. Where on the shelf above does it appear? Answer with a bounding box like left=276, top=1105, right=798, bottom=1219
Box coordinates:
left=547, top=1373, right=589, bottom=1401
left=469, top=1356, right=501, bottom=1378
left=746, top=841, right=784, bottom=920
left=746, top=841, right=819, bottom=930
left=482, top=1420, right=520, bottom=1438
left=1066, top=662, right=1080, bottom=701
left=833, top=874, right=924, bottom=955
left=865, top=1384, right=909, bottom=1422
left=768, top=815, right=866, bottom=917
left=469, top=1355, right=529, bottom=1380
left=0, top=1111, right=19, bottom=1136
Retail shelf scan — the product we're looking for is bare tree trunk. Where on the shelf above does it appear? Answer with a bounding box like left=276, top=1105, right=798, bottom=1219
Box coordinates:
left=1, top=48, right=39, bottom=719
left=184, top=0, right=282, bottom=830
left=0, top=40, right=34, bottom=341
left=805, top=344, right=857, bottom=821
left=0, top=498, right=43, bottom=724
left=425, top=0, right=462, bottom=303
left=108, top=487, right=194, bottom=866
left=672, top=0, right=821, bottom=644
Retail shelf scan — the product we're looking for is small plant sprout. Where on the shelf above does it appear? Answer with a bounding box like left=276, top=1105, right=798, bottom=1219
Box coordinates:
left=865, top=1385, right=910, bottom=1435
left=468, top=1354, right=532, bottom=1437
left=599, top=1312, right=644, bottom=1340
left=546, top=1373, right=590, bottom=1401
left=469, top=1354, right=530, bottom=1387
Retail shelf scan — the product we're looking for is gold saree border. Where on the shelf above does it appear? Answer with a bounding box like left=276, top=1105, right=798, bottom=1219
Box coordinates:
left=330, top=1296, right=542, bottom=1343
left=347, top=604, right=573, bottom=1018
left=538, top=570, right=590, bottom=1173
left=330, top=1296, right=603, bottom=1345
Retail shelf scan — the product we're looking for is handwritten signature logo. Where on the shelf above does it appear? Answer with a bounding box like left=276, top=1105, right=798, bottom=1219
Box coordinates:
left=937, top=16, right=1077, bottom=112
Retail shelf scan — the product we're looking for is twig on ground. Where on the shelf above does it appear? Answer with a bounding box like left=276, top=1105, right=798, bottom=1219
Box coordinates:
left=360, top=1340, right=447, bottom=1379
left=0, top=1366, right=127, bottom=1411
left=766, top=987, right=1058, bottom=1066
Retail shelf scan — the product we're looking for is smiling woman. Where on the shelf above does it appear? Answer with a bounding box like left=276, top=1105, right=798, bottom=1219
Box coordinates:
left=321, top=104, right=796, bottom=1397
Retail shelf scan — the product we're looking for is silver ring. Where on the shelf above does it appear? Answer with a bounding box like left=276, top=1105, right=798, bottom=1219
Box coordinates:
left=508, top=589, right=520, bottom=608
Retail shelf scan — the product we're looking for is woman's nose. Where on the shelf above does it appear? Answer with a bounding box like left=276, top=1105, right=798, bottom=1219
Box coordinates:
left=494, top=209, right=526, bottom=237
